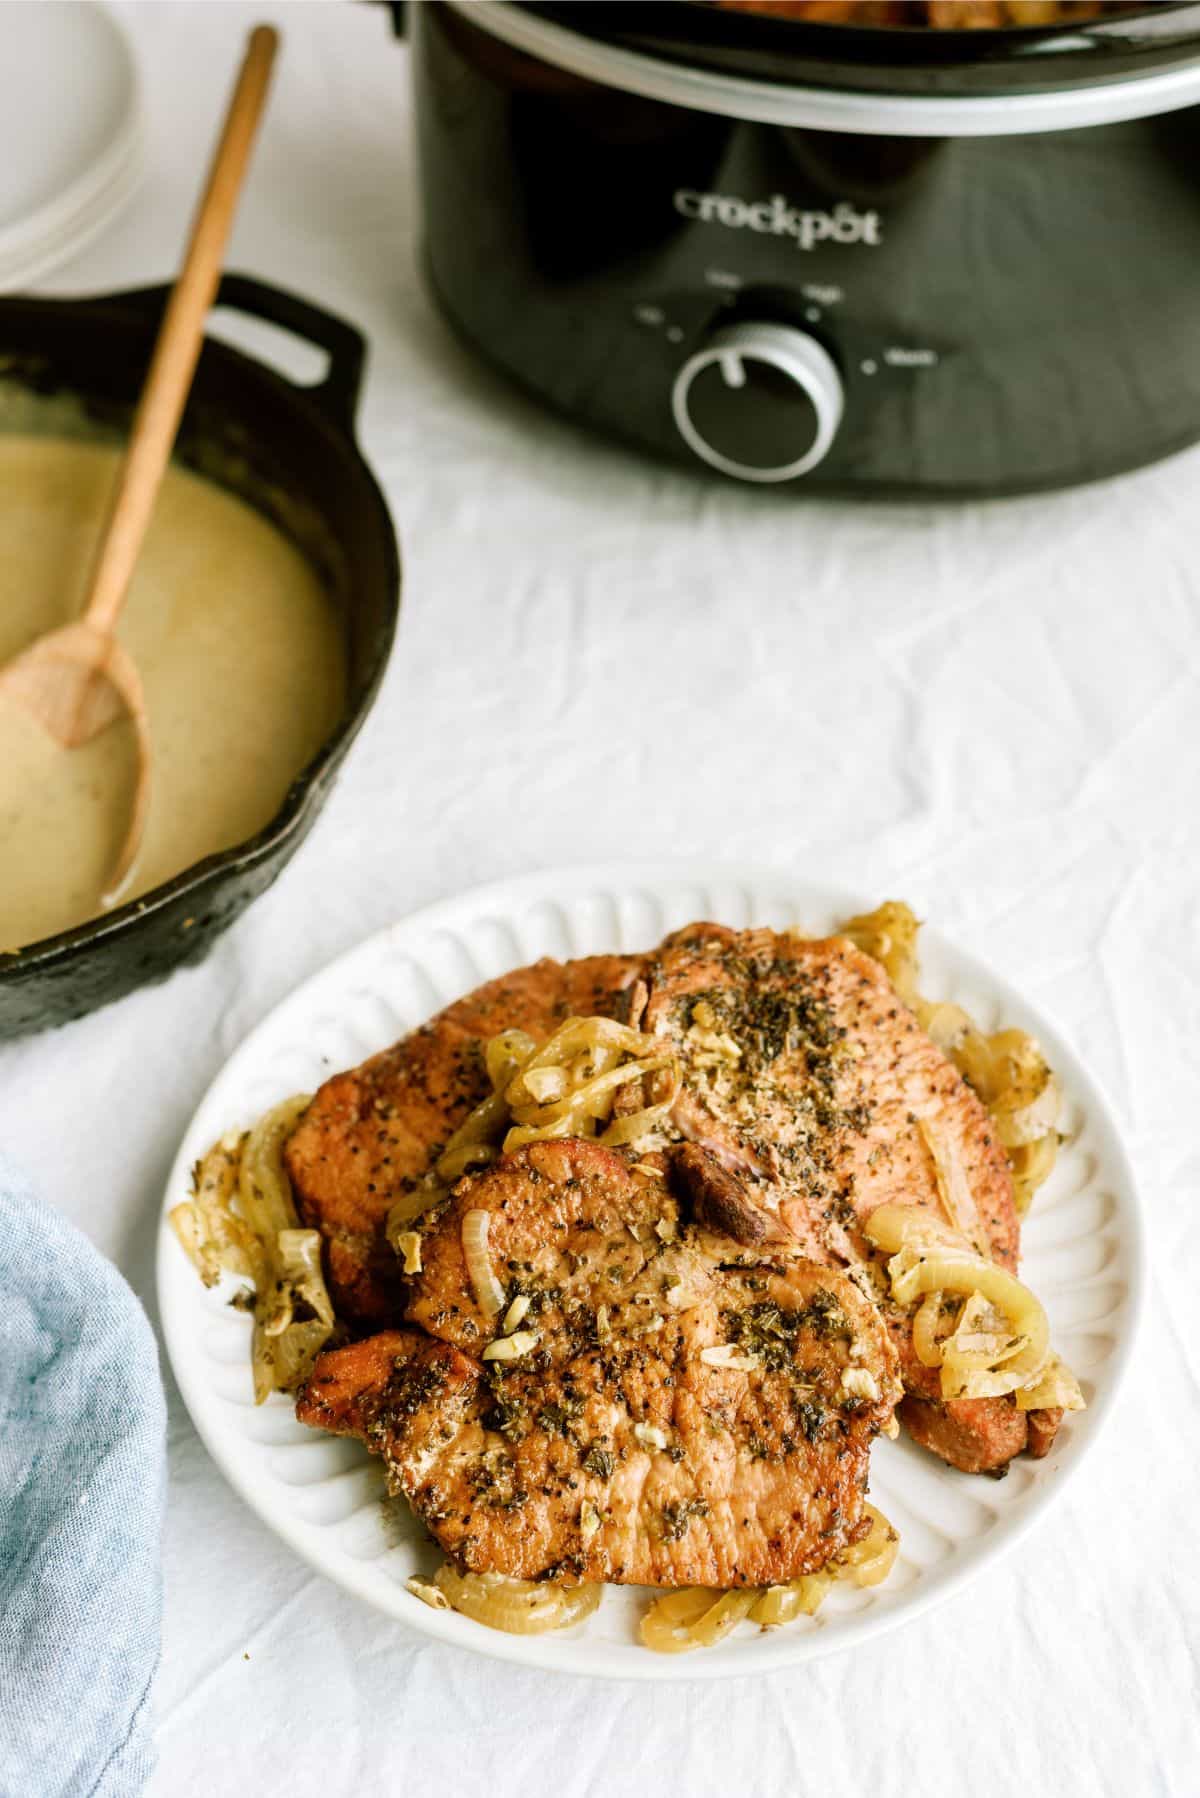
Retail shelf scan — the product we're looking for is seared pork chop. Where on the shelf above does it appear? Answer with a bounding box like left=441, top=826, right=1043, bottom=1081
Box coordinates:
left=284, top=954, right=641, bottom=1322
left=298, top=1138, right=900, bottom=1587
left=634, top=924, right=1058, bottom=1473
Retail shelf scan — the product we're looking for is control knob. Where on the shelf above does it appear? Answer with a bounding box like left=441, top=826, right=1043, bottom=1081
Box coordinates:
left=671, top=322, right=844, bottom=484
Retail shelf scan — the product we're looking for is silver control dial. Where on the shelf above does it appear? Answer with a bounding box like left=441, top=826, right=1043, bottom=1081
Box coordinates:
left=672, top=322, right=844, bottom=484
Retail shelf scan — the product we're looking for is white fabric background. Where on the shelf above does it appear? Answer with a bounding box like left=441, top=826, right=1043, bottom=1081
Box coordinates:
left=4, top=3, right=1198, bottom=1792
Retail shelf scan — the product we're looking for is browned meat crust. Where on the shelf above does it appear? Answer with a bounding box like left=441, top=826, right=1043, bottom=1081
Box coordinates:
left=636, top=924, right=1058, bottom=1473
left=298, top=1138, right=900, bottom=1588
left=896, top=1355, right=1062, bottom=1472
left=898, top=1390, right=1028, bottom=1475
left=670, top=1142, right=795, bottom=1248
left=289, top=921, right=1063, bottom=1479
left=284, top=954, right=641, bottom=1322
left=1026, top=1405, right=1064, bottom=1459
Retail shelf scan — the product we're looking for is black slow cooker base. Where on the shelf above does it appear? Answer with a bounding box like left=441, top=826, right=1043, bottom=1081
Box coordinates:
left=413, top=2, right=1200, bottom=500
left=425, top=253, right=1200, bottom=501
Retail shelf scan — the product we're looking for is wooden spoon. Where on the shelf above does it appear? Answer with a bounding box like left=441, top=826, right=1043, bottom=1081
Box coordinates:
left=0, top=24, right=279, bottom=905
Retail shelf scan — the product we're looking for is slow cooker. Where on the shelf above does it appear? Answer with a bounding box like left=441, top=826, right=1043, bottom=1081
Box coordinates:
left=409, top=1, right=1200, bottom=494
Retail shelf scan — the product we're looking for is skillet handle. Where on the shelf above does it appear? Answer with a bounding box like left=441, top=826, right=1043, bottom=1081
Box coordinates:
left=85, top=273, right=367, bottom=434
left=215, top=273, right=366, bottom=431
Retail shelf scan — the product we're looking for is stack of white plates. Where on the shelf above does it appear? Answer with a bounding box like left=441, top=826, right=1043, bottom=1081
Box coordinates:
left=0, top=3, right=143, bottom=294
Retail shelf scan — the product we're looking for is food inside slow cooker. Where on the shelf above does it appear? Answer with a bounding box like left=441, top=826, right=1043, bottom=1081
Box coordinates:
left=710, top=1, right=1137, bottom=26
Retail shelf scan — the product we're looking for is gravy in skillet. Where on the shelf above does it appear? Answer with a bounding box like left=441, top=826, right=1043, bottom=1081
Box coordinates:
left=0, top=437, right=345, bottom=949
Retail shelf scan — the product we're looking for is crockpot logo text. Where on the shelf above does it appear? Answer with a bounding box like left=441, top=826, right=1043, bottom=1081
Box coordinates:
left=673, top=189, right=882, bottom=251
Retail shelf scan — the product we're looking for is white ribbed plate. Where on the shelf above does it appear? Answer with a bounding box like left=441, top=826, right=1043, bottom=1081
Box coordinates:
left=157, top=864, right=1144, bottom=1680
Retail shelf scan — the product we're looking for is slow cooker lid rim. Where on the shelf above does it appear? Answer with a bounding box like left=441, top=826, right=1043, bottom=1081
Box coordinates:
left=533, top=0, right=1200, bottom=66
left=446, top=0, right=1200, bottom=134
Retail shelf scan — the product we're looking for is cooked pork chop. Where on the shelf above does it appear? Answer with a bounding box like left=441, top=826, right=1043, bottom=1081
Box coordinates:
left=284, top=955, right=641, bottom=1323
left=297, top=1138, right=900, bottom=1587
left=633, top=924, right=1058, bottom=1473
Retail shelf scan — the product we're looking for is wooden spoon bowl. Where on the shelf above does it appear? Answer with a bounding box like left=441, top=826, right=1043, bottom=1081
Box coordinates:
left=0, top=622, right=150, bottom=898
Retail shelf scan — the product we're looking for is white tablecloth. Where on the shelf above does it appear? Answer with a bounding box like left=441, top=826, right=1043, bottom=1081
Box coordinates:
left=7, top=4, right=1198, bottom=1792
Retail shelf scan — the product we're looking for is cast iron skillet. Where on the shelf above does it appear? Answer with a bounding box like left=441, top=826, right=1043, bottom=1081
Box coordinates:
left=0, top=274, right=400, bottom=1038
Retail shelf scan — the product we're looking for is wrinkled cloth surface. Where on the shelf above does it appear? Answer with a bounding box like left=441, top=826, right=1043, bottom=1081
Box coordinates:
left=0, top=1156, right=165, bottom=1798
left=3, top=3, right=1197, bottom=1795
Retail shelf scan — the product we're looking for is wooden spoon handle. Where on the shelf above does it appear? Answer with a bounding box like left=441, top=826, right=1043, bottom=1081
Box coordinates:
left=84, top=24, right=279, bottom=636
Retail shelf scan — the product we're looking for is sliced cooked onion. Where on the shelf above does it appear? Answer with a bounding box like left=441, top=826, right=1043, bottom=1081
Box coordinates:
left=918, top=1118, right=991, bottom=1257
left=437, top=1141, right=500, bottom=1183
left=929, top=1011, right=997, bottom=1096
left=265, top=1228, right=335, bottom=1336
left=748, top=1574, right=833, bottom=1627
left=508, top=1054, right=671, bottom=1130
left=461, top=1208, right=506, bottom=1319
left=436, top=1092, right=510, bottom=1182
left=989, top=1054, right=1061, bottom=1150
left=485, top=1028, right=538, bottom=1090
left=384, top=1178, right=443, bottom=1241
left=689, top=1590, right=756, bottom=1646
left=918, top=999, right=1062, bottom=1205
left=750, top=1503, right=900, bottom=1627
left=861, top=1201, right=964, bottom=1258
left=917, top=1000, right=974, bottom=1057
left=502, top=1112, right=579, bottom=1151
left=1009, top=1132, right=1059, bottom=1216
left=599, top=1083, right=681, bottom=1149
left=424, top=1016, right=685, bottom=1184
left=406, top=1576, right=450, bottom=1611
left=238, top=1095, right=312, bottom=1240
left=639, top=1589, right=718, bottom=1652
left=522, top=1066, right=569, bottom=1104
left=640, top=1588, right=755, bottom=1654
left=837, top=903, right=1061, bottom=1217
left=171, top=1094, right=334, bottom=1404
left=496, top=1018, right=682, bottom=1156
left=839, top=1504, right=899, bottom=1588
left=863, top=1204, right=1050, bottom=1400
left=515, top=1016, right=662, bottom=1079
left=263, top=1317, right=334, bottom=1400
left=944, top=1291, right=1032, bottom=1370
left=993, top=1084, right=1060, bottom=1150
left=1015, top=1353, right=1086, bottom=1412
left=839, top=900, right=921, bottom=1004
left=434, top=1028, right=553, bottom=1176
left=839, top=904, right=1074, bottom=1413
left=169, top=1133, right=260, bottom=1288
left=912, top=1291, right=953, bottom=1368
left=895, top=1254, right=1048, bottom=1398
left=435, top=1566, right=602, bottom=1635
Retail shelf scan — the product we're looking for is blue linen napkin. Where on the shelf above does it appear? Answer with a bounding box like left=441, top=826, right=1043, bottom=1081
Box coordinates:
left=0, top=1155, right=166, bottom=1798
